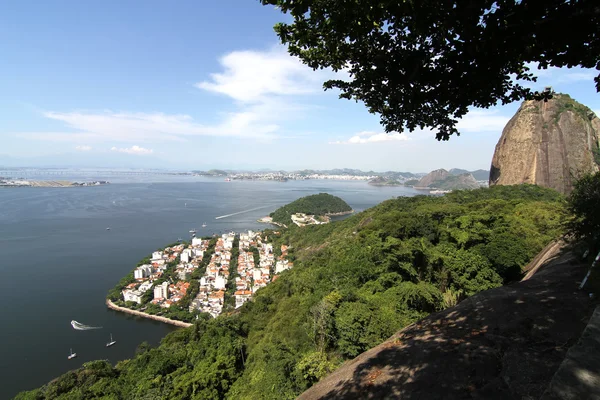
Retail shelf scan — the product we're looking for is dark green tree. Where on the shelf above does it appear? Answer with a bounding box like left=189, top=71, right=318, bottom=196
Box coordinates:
left=567, top=172, right=600, bottom=253
left=260, top=0, right=599, bottom=140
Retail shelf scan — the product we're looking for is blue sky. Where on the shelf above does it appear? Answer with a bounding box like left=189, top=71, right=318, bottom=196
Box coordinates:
left=1, top=1, right=599, bottom=172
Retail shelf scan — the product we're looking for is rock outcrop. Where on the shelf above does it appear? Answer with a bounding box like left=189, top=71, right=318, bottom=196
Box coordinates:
left=490, top=94, right=600, bottom=194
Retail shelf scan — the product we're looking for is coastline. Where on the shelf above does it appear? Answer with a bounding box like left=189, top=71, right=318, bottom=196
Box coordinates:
left=106, top=299, right=192, bottom=328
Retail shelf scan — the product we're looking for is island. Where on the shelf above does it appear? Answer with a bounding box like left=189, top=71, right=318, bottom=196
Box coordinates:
left=265, top=193, right=353, bottom=227
left=106, top=230, right=295, bottom=325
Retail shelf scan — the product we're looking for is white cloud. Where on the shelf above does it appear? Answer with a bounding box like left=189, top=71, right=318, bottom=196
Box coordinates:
left=523, top=63, right=597, bottom=84
left=111, top=145, right=154, bottom=155
left=75, top=145, right=92, bottom=151
left=457, top=109, right=510, bottom=133
left=330, top=131, right=412, bottom=145
left=16, top=47, right=334, bottom=144
left=196, top=47, right=331, bottom=103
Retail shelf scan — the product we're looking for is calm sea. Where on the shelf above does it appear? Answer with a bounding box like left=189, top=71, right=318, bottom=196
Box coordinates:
left=0, top=176, right=420, bottom=398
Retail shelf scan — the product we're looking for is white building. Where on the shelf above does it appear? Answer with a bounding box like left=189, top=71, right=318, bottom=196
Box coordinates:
left=191, top=237, right=204, bottom=247
left=153, top=282, right=169, bottom=300
left=214, top=275, right=227, bottom=290
left=151, top=251, right=164, bottom=261
left=275, top=260, right=290, bottom=274
left=138, top=281, right=153, bottom=293
left=181, top=249, right=192, bottom=263
left=123, top=289, right=144, bottom=304
left=134, top=264, right=153, bottom=279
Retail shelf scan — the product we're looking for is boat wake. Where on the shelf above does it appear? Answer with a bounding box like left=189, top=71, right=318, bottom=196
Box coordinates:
left=215, top=205, right=270, bottom=220
left=71, top=320, right=102, bottom=330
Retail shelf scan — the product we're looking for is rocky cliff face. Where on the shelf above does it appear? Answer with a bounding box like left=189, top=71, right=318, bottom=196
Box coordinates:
left=490, top=94, right=600, bottom=194
left=417, top=168, right=450, bottom=187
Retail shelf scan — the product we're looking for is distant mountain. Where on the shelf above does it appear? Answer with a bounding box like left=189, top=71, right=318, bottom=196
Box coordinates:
left=417, top=169, right=450, bottom=187
left=449, top=168, right=469, bottom=175
left=449, top=168, right=489, bottom=181
left=469, top=169, right=490, bottom=181
left=416, top=169, right=481, bottom=190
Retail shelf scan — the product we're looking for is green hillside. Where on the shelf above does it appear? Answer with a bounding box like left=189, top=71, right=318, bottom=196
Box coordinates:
left=270, top=193, right=352, bottom=225
left=17, top=185, right=565, bottom=400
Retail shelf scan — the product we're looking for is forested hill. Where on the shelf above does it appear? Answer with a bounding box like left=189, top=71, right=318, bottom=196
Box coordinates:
left=17, top=185, right=565, bottom=400
left=269, top=193, right=352, bottom=224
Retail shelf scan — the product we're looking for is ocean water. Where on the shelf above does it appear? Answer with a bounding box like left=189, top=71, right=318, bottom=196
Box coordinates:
left=0, top=177, right=420, bottom=398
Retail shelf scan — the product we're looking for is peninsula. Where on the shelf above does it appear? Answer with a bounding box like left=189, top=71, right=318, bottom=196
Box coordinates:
left=107, top=230, right=294, bottom=324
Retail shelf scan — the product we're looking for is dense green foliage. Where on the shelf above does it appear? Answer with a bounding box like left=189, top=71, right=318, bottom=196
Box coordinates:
left=18, top=185, right=565, bottom=400
left=566, top=172, right=600, bottom=253
left=261, top=0, right=599, bottom=140
left=270, top=193, right=352, bottom=225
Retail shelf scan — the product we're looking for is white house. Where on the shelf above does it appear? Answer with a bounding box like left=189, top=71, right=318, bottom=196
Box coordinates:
left=191, top=237, right=204, bottom=247
left=138, top=281, right=154, bottom=293
left=214, top=275, right=227, bottom=290
left=151, top=251, right=164, bottom=261
left=234, top=290, right=252, bottom=309
left=193, top=249, right=204, bottom=258
left=134, top=264, right=153, bottom=279
left=275, top=260, right=290, bottom=274
left=180, top=249, right=192, bottom=263
left=123, top=289, right=144, bottom=304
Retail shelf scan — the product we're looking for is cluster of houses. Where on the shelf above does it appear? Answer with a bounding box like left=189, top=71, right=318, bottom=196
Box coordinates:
left=120, top=230, right=294, bottom=319
left=121, top=240, right=210, bottom=309
left=189, top=233, right=235, bottom=318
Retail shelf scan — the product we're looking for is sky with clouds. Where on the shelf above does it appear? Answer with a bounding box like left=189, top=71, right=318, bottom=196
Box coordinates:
left=1, top=1, right=599, bottom=172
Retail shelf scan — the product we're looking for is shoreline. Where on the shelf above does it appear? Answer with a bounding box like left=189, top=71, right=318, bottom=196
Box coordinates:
left=106, top=299, right=192, bottom=328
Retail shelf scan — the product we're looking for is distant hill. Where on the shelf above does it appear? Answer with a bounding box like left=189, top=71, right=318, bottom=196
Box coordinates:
left=417, top=169, right=450, bottom=187
left=417, top=169, right=481, bottom=189
left=368, top=177, right=402, bottom=186
left=449, top=168, right=489, bottom=181
left=270, top=193, right=352, bottom=225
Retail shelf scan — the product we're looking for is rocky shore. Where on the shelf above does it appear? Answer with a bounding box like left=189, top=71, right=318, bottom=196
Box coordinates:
left=106, top=299, right=192, bottom=328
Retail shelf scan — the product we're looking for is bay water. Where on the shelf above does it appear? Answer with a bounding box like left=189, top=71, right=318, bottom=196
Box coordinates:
left=0, top=176, right=420, bottom=397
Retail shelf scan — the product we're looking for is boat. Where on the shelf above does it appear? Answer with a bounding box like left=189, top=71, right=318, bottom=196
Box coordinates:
left=106, top=333, right=116, bottom=347
left=189, top=229, right=196, bottom=234
left=106, top=227, right=110, bottom=230
left=225, top=178, right=231, bottom=182
left=68, top=348, right=77, bottom=360
left=202, top=222, right=207, bottom=228
left=177, top=237, right=183, bottom=242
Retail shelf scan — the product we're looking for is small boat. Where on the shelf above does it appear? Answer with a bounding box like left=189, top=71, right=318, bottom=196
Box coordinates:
left=201, top=222, right=207, bottom=228
left=106, top=227, right=110, bottom=230
left=189, top=229, right=196, bottom=234
left=177, top=237, right=183, bottom=242
left=225, top=178, right=231, bottom=182
left=68, top=348, right=77, bottom=360
left=106, top=333, right=116, bottom=347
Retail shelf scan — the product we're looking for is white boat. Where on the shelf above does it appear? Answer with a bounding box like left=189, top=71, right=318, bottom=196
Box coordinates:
left=202, top=222, right=207, bottom=228
left=189, top=229, right=196, bottom=234
left=106, top=227, right=110, bottom=230
left=68, top=348, right=77, bottom=360
left=106, top=333, right=116, bottom=347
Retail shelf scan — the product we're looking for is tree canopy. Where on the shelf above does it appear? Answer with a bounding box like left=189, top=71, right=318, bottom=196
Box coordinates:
left=260, top=0, right=600, bottom=140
